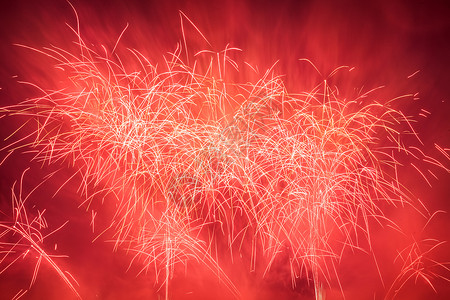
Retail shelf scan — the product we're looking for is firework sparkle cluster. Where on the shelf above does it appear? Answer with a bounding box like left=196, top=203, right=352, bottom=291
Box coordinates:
left=1, top=3, right=450, bottom=300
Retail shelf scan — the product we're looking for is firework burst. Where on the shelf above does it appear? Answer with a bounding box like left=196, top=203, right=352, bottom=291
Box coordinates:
left=1, top=2, right=449, bottom=299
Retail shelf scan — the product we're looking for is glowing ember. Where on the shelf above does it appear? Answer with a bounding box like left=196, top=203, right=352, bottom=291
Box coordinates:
left=1, top=1, right=449, bottom=299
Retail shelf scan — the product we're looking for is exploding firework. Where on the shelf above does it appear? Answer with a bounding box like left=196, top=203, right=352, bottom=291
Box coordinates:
left=1, top=1, right=449, bottom=299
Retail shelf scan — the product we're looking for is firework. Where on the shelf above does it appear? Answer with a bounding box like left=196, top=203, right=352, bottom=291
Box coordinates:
left=1, top=3, right=449, bottom=300
left=0, top=169, right=79, bottom=299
